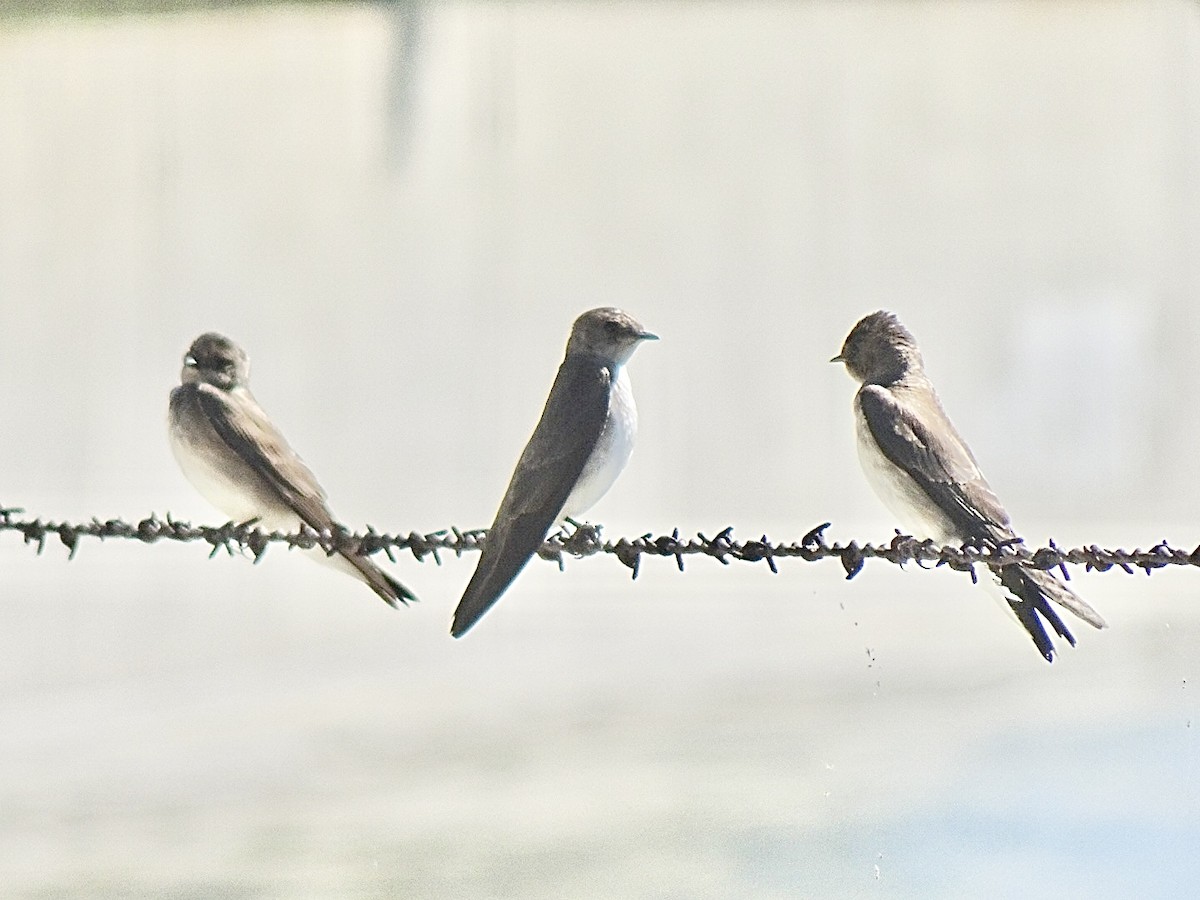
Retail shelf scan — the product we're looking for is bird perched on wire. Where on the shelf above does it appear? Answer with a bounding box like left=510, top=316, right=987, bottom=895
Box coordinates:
left=168, top=331, right=415, bottom=608
left=833, top=310, right=1105, bottom=661
left=452, top=307, right=658, bottom=637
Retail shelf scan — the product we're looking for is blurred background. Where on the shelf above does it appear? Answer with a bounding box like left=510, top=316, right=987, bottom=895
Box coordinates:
left=1, top=1, right=1198, bottom=897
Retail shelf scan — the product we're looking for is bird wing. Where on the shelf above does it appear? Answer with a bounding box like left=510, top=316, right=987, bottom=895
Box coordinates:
left=857, top=382, right=1011, bottom=540
left=452, top=355, right=612, bottom=637
left=857, top=382, right=1105, bottom=660
left=194, top=384, right=335, bottom=531
left=194, top=384, right=415, bottom=607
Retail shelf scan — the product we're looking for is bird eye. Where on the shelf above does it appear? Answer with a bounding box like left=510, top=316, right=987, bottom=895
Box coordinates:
left=604, top=320, right=621, bottom=336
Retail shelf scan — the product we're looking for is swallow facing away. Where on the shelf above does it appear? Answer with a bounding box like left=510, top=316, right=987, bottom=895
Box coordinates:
left=833, top=310, right=1105, bottom=661
left=168, top=332, right=415, bottom=607
left=451, top=307, right=658, bottom=637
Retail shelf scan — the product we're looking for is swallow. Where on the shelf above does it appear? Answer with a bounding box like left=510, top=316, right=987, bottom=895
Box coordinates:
left=834, top=310, right=1105, bottom=661
left=452, top=308, right=657, bottom=637
left=168, top=332, right=415, bottom=607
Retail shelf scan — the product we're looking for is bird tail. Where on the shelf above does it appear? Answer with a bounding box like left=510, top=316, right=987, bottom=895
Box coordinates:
left=996, top=565, right=1105, bottom=663
left=451, top=562, right=513, bottom=638
left=315, top=547, right=417, bottom=608
left=451, top=514, right=550, bottom=638
left=377, top=568, right=419, bottom=607
left=1026, top=567, right=1107, bottom=629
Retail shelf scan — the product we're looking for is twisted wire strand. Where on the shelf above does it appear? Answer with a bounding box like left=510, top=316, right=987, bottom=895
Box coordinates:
left=0, top=505, right=1191, bottom=583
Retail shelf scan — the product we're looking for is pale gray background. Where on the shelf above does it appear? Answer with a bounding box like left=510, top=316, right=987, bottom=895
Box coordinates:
left=0, top=2, right=1198, bottom=898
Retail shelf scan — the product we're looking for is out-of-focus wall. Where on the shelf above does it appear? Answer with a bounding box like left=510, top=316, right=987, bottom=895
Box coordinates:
left=0, top=1, right=1196, bottom=536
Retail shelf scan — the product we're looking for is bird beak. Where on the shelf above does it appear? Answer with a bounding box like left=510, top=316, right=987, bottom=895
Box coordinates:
left=829, top=354, right=844, bottom=364
left=638, top=331, right=660, bottom=342
left=184, top=354, right=198, bottom=368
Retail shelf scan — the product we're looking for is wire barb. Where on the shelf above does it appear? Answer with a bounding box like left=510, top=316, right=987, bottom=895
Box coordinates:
left=0, top=505, right=1197, bottom=581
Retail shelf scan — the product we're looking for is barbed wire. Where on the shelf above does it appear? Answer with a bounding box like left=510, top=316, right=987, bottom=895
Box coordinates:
left=0, top=505, right=1194, bottom=583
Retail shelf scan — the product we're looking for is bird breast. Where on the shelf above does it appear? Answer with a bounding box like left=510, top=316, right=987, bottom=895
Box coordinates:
left=562, top=364, right=638, bottom=518
left=168, top=387, right=298, bottom=530
left=852, top=392, right=957, bottom=544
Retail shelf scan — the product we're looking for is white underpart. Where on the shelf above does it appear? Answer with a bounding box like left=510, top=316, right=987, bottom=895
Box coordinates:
left=853, top=393, right=956, bottom=543
left=562, top=363, right=637, bottom=519
left=168, top=389, right=304, bottom=532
